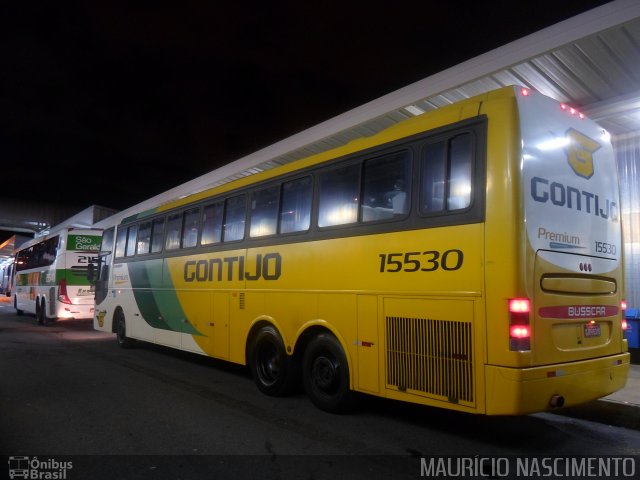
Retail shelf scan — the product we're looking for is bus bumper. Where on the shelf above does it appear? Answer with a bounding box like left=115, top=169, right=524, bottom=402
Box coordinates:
left=55, top=302, right=95, bottom=320
left=485, top=353, right=630, bottom=415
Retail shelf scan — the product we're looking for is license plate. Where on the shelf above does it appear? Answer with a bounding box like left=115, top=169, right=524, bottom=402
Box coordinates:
left=584, top=323, right=601, bottom=338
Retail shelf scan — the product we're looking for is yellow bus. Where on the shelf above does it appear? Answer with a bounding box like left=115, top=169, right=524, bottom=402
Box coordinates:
left=92, top=85, right=629, bottom=414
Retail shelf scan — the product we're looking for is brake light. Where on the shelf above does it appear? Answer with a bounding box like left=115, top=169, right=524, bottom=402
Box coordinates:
left=509, top=298, right=531, bottom=351
left=58, top=278, right=72, bottom=305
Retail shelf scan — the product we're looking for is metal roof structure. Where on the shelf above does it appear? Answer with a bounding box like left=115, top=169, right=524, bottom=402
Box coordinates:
left=96, top=0, right=640, bottom=228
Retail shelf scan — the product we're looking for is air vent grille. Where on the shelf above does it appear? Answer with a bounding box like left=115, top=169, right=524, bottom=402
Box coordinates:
left=386, top=316, right=473, bottom=404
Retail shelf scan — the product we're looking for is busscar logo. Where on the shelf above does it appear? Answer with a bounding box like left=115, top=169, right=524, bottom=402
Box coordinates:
left=565, top=128, right=601, bottom=179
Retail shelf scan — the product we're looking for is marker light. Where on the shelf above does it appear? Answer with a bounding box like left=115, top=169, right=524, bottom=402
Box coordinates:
left=509, top=298, right=531, bottom=351
left=521, top=88, right=530, bottom=96
left=560, top=103, right=585, bottom=119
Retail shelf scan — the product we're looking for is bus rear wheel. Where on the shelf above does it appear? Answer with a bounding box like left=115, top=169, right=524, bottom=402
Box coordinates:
left=302, top=333, right=354, bottom=413
left=249, top=325, right=298, bottom=396
left=38, top=299, right=48, bottom=326
left=115, top=311, right=135, bottom=348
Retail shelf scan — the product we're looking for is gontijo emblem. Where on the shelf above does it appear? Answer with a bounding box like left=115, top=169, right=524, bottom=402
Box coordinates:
left=565, top=128, right=600, bottom=179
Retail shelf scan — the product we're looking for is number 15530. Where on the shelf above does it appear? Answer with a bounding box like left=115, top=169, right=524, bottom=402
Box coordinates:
left=378, top=250, right=464, bottom=273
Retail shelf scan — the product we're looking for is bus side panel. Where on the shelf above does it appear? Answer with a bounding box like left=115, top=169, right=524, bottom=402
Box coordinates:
left=479, top=93, right=524, bottom=368
left=241, top=225, right=483, bottom=406
left=166, top=249, right=244, bottom=359
left=357, top=295, right=379, bottom=393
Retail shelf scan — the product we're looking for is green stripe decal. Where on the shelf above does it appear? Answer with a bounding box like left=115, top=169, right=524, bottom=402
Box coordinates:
left=128, top=261, right=202, bottom=336
left=17, top=269, right=90, bottom=287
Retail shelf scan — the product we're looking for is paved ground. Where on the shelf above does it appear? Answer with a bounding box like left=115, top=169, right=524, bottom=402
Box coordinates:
left=1, top=298, right=639, bottom=479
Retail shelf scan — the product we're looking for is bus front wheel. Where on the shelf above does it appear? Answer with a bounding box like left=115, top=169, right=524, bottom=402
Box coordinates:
left=302, top=333, right=354, bottom=413
left=249, top=325, right=298, bottom=396
left=14, top=296, right=23, bottom=316
left=115, top=312, right=135, bottom=348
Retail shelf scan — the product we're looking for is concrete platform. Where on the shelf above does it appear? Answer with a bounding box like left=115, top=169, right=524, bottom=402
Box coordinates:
left=554, top=363, right=640, bottom=430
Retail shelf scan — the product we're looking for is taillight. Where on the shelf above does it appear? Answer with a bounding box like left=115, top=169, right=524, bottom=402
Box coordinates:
left=621, top=300, right=628, bottom=331
left=58, top=278, right=72, bottom=305
left=509, top=298, right=531, bottom=351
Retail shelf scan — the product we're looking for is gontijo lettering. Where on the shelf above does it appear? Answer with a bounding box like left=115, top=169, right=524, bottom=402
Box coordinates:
left=530, top=176, right=619, bottom=222
left=184, top=252, right=282, bottom=282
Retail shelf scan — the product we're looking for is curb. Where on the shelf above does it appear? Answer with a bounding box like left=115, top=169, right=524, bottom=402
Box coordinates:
left=552, top=399, right=640, bottom=431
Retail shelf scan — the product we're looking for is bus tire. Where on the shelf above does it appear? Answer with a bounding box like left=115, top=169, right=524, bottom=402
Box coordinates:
left=39, top=299, right=49, bottom=326
left=115, top=311, right=135, bottom=349
left=249, top=325, right=298, bottom=396
left=302, top=332, right=354, bottom=413
left=14, top=296, right=23, bottom=316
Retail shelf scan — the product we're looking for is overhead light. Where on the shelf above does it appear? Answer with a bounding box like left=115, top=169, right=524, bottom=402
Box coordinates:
left=404, top=105, right=425, bottom=116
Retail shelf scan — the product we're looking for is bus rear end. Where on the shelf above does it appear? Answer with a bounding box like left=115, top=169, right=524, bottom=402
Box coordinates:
left=54, top=229, right=102, bottom=320
left=485, top=87, right=629, bottom=414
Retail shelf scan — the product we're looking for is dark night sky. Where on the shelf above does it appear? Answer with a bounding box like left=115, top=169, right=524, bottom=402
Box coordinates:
left=1, top=1, right=612, bottom=213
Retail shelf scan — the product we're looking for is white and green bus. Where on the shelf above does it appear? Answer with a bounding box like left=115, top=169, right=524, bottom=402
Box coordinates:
left=13, top=228, right=102, bottom=324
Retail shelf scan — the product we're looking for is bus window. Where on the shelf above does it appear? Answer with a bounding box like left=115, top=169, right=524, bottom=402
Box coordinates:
left=150, top=218, right=165, bottom=253
left=201, top=202, right=223, bottom=245
left=361, top=152, right=410, bottom=221
left=279, top=176, right=312, bottom=233
left=250, top=186, right=279, bottom=237
left=420, top=141, right=446, bottom=214
left=126, top=225, right=138, bottom=257
left=165, top=213, right=182, bottom=250
left=15, top=248, right=31, bottom=271
left=223, top=195, right=246, bottom=242
left=318, top=164, right=359, bottom=227
left=182, top=208, right=200, bottom=248
left=448, top=133, right=473, bottom=210
left=36, top=236, right=58, bottom=267
left=115, top=227, right=127, bottom=258
left=137, top=221, right=152, bottom=255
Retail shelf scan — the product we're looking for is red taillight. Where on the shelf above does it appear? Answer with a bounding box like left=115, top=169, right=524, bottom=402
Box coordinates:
left=58, top=278, right=72, bottom=305
left=621, top=300, right=628, bottom=330
left=622, top=319, right=628, bottom=331
left=521, top=88, right=530, bottom=97
left=510, top=325, right=531, bottom=338
left=509, top=298, right=531, bottom=351
left=509, top=298, right=530, bottom=313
